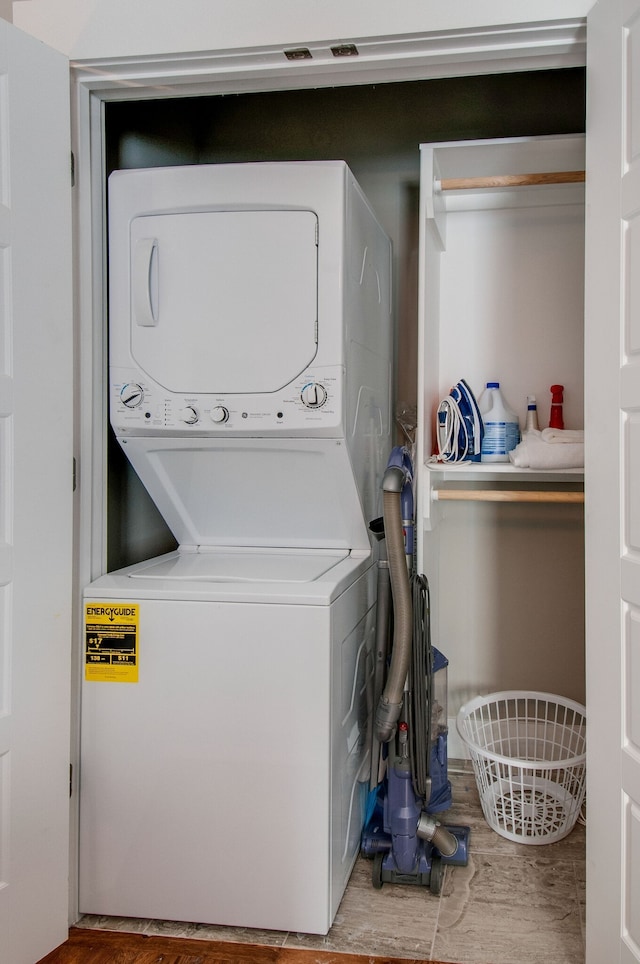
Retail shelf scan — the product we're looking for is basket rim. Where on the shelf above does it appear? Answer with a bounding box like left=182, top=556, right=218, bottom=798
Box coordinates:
left=456, top=690, right=586, bottom=769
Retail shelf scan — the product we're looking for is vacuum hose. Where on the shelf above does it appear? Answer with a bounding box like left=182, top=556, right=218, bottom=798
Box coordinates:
left=374, top=465, right=413, bottom=743
left=416, top=813, right=459, bottom=857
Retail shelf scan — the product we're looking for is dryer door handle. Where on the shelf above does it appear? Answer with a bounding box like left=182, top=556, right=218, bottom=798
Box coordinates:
left=133, top=237, right=159, bottom=327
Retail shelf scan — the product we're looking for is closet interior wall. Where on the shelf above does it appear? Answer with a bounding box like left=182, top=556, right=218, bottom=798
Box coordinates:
left=104, top=72, right=586, bottom=727
left=418, top=133, right=586, bottom=752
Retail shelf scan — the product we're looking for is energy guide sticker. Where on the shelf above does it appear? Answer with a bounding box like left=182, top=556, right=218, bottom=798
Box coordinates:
left=85, top=602, right=139, bottom=682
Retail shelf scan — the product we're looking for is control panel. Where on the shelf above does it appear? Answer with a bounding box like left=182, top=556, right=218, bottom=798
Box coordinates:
left=111, top=366, right=344, bottom=436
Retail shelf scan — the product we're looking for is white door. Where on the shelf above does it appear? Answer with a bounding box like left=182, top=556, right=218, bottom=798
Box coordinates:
left=0, top=19, right=73, bottom=964
left=585, top=0, right=640, bottom=960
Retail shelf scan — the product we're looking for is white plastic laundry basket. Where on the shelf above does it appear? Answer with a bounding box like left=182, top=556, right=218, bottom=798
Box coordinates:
left=456, top=691, right=586, bottom=844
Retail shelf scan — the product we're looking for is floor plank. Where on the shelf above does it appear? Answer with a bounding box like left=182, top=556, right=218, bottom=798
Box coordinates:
left=37, top=928, right=437, bottom=964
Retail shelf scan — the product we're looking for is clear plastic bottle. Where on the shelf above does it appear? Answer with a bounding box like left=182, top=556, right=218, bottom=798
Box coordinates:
left=478, top=382, right=521, bottom=462
left=524, top=394, right=540, bottom=435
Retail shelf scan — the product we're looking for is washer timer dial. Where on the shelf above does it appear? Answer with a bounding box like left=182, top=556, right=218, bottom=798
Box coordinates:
left=120, top=383, right=144, bottom=408
left=300, top=383, right=328, bottom=409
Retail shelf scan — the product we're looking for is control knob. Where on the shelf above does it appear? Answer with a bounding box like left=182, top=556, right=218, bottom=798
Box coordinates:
left=300, top=383, right=328, bottom=409
left=210, top=405, right=230, bottom=424
left=120, top=383, right=144, bottom=408
left=179, top=406, right=199, bottom=425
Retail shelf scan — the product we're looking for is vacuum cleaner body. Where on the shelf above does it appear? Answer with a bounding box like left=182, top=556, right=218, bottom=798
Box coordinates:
left=361, top=649, right=470, bottom=891
left=361, top=446, right=469, bottom=892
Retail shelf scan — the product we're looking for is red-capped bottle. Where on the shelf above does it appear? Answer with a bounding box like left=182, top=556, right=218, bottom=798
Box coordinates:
left=549, top=384, right=564, bottom=430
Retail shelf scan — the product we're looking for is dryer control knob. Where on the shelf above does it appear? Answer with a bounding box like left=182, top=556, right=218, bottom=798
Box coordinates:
left=120, top=383, right=144, bottom=408
left=301, top=383, right=328, bottom=409
left=179, top=406, right=199, bottom=425
left=210, top=405, right=229, bottom=424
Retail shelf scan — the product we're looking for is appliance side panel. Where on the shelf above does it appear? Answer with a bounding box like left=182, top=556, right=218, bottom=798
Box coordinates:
left=345, top=171, right=394, bottom=532
left=329, top=565, right=377, bottom=921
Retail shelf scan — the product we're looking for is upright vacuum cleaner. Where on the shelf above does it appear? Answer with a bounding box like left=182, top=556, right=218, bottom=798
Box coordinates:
left=362, top=446, right=469, bottom=893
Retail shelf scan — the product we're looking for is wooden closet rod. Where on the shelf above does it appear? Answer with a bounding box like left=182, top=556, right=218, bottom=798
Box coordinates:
left=433, top=489, right=584, bottom=504
left=438, top=170, right=585, bottom=191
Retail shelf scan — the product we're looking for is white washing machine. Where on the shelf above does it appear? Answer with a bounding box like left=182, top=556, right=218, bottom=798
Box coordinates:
left=79, top=161, right=392, bottom=934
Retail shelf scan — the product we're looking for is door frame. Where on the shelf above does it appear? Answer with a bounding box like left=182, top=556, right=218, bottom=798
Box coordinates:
left=68, top=14, right=589, bottom=923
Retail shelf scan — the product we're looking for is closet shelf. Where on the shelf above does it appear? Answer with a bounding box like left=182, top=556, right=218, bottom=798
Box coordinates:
left=426, top=462, right=583, bottom=485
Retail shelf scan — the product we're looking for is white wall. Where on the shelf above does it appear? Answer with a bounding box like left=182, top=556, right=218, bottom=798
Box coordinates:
left=0, top=1, right=12, bottom=21
left=12, top=0, right=591, bottom=59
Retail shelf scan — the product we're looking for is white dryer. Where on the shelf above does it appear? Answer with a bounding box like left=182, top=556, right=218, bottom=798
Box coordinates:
left=80, top=161, right=392, bottom=935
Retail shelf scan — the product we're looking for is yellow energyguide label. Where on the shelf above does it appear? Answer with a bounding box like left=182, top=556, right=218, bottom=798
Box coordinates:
left=85, top=602, right=139, bottom=682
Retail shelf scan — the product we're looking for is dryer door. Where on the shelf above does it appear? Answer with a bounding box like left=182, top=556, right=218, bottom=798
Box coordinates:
left=129, top=209, right=318, bottom=394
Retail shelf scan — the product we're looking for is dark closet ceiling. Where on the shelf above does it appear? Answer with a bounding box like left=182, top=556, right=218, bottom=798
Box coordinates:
left=105, top=68, right=586, bottom=172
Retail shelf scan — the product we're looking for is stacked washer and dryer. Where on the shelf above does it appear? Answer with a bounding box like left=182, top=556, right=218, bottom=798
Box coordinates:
left=79, top=161, right=392, bottom=935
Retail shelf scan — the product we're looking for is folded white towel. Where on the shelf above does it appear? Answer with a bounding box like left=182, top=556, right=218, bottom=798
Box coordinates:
left=509, top=434, right=584, bottom=469
left=541, top=428, right=584, bottom=444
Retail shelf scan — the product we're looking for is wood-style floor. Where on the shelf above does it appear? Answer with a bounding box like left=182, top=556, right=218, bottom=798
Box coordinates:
left=37, top=928, right=440, bottom=964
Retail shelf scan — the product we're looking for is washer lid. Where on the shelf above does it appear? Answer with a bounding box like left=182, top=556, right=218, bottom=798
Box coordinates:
left=128, top=547, right=349, bottom=583
left=117, top=436, right=372, bottom=551
left=129, top=209, right=318, bottom=395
